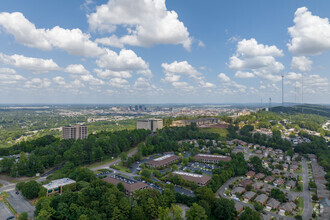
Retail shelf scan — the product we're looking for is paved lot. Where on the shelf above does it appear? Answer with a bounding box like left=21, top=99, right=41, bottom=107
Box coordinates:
left=0, top=202, right=14, bottom=220
left=7, top=191, right=35, bottom=219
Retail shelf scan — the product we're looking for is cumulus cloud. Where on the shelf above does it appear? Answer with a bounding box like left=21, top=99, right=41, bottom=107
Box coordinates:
left=109, top=77, right=129, bottom=88
left=229, top=38, right=284, bottom=82
left=65, top=64, right=90, bottom=74
left=94, top=69, right=132, bottom=79
left=24, top=78, right=51, bottom=89
left=287, top=72, right=302, bottom=80
left=0, top=68, right=25, bottom=84
left=0, top=53, right=60, bottom=73
left=0, top=12, right=103, bottom=57
left=291, top=56, right=312, bottom=72
left=287, top=7, right=330, bottom=55
left=96, top=49, right=150, bottom=72
left=218, top=73, right=246, bottom=93
left=89, top=0, right=192, bottom=50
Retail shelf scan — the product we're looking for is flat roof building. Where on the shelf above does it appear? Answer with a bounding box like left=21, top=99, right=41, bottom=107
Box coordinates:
left=62, top=125, right=87, bottom=140
left=43, top=178, right=76, bottom=196
left=137, top=118, right=163, bottom=132
left=103, top=175, right=149, bottom=197
left=193, top=154, right=231, bottom=164
left=172, top=171, right=211, bottom=186
left=146, top=154, right=180, bottom=168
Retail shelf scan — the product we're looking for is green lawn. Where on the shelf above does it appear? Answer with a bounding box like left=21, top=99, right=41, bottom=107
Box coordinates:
left=110, top=162, right=132, bottom=173
left=0, top=192, right=17, bottom=215
left=297, top=196, right=304, bottom=216
left=200, top=127, right=228, bottom=139
left=86, top=157, right=116, bottom=169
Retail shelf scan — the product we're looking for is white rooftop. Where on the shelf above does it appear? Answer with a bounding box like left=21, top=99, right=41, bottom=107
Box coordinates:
left=42, top=178, right=76, bottom=190
left=154, top=154, right=173, bottom=161
left=197, top=154, right=227, bottom=158
left=173, top=171, right=203, bottom=178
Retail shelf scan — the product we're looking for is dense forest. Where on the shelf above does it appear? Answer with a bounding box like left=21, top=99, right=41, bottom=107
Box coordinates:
left=0, top=129, right=150, bottom=177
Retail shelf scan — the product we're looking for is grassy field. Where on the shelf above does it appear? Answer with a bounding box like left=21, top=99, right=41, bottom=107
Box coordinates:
left=200, top=127, right=228, bottom=140
left=110, top=162, right=132, bottom=173
left=0, top=192, right=17, bottom=215
left=297, top=196, right=304, bottom=215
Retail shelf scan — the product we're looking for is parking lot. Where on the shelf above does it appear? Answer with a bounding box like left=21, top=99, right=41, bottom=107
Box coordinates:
left=6, top=191, right=35, bottom=219
left=0, top=202, right=14, bottom=220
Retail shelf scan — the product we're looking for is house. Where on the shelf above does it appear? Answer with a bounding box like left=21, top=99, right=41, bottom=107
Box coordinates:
left=278, top=154, right=283, bottom=160
left=287, top=193, right=298, bottom=202
left=264, top=176, right=275, bottom=184
left=255, top=150, right=262, bottom=154
left=273, top=178, right=285, bottom=187
left=238, top=179, right=253, bottom=188
left=255, top=173, right=265, bottom=180
left=279, top=202, right=297, bottom=215
left=42, top=178, right=76, bottom=196
left=290, top=165, right=299, bottom=172
left=283, top=164, right=289, bottom=171
left=262, top=161, right=269, bottom=167
left=269, top=151, right=276, bottom=157
left=246, top=171, right=256, bottom=179
left=235, top=202, right=244, bottom=213
left=255, top=194, right=268, bottom=205
left=285, top=180, right=296, bottom=190
left=286, top=155, right=291, bottom=162
left=261, top=184, right=274, bottom=194
left=232, top=187, right=246, bottom=195
left=252, top=182, right=263, bottom=190
left=243, top=191, right=256, bottom=202
left=272, top=169, right=281, bottom=175
left=266, top=198, right=280, bottom=211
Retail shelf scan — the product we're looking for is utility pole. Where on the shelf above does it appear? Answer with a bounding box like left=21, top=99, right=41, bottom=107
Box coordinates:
left=281, top=73, right=284, bottom=106
left=302, top=73, right=304, bottom=113
left=269, top=98, right=272, bottom=111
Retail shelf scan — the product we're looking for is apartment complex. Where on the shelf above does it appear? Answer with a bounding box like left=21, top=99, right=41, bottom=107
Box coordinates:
left=146, top=154, right=180, bottom=168
left=103, top=175, right=149, bottom=196
left=137, top=118, right=163, bottom=132
left=62, top=124, right=88, bottom=140
left=193, top=154, right=232, bottom=164
left=172, top=171, right=211, bottom=186
left=42, top=178, right=76, bottom=196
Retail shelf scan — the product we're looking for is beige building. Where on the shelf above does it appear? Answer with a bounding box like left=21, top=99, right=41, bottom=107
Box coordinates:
left=62, top=125, right=88, bottom=140
left=42, top=178, right=76, bottom=196
left=137, top=118, right=163, bottom=132
left=172, top=171, right=211, bottom=186
left=146, top=154, right=180, bottom=168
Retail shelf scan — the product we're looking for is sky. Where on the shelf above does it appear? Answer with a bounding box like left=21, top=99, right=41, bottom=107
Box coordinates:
left=0, top=0, right=329, bottom=104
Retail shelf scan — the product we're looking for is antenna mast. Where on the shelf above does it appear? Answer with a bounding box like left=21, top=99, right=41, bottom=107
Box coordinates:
left=269, top=98, right=272, bottom=111
left=281, top=73, right=284, bottom=106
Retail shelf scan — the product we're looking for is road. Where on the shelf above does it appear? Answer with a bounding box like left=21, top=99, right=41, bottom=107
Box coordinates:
left=301, top=157, right=313, bottom=220
left=216, top=177, right=294, bottom=220
left=90, top=147, right=138, bottom=171
left=244, top=148, right=256, bottom=161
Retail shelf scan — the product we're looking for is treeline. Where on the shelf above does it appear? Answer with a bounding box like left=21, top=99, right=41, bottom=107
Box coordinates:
left=228, top=125, right=292, bottom=152
left=138, top=123, right=219, bottom=156
left=0, top=129, right=150, bottom=177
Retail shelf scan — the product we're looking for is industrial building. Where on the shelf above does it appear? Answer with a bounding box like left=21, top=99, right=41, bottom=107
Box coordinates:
left=137, top=118, right=163, bottom=132
left=146, top=154, right=180, bottom=168
left=103, top=175, right=149, bottom=196
left=172, top=171, right=211, bottom=186
left=193, top=154, right=232, bottom=164
left=42, top=178, right=76, bottom=196
left=62, top=124, right=88, bottom=140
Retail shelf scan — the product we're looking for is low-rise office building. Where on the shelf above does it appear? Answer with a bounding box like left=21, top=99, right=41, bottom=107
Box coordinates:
left=146, top=154, right=180, bottom=168
left=103, top=175, right=149, bottom=196
left=172, top=171, right=211, bottom=186
left=43, top=178, right=76, bottom=196
left=193, top=154, right=231, bottom=164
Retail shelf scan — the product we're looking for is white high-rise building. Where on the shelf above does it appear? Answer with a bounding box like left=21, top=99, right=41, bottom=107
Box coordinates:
left=62, top=125, right=88, bottom=140
left=137, top=119, right=163, bottom=132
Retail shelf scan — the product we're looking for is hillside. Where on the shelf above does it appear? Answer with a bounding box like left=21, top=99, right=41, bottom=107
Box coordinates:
left=270, top=104, right=330, bottom=118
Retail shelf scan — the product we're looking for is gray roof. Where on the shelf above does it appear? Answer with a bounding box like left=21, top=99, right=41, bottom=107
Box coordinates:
left=43, top=178, right=76, bottom=190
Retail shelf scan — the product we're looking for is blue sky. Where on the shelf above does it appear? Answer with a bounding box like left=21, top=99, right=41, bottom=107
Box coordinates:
left=0, top=0, right=329, bottom=104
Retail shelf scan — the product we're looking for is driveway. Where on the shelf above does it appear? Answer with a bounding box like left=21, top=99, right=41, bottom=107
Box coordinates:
left=7, top=190, right=35, bottom=219
left=0, top=202, right=14, bottom=220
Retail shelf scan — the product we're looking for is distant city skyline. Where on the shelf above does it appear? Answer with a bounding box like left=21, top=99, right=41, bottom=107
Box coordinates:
left=0, top=0, right=329, bottom=104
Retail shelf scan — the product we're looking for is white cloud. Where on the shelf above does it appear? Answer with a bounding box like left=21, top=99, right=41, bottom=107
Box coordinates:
left=172, top=81, right=193, bottom=90
left=229, top=38, right=284, bottom=82
left=96, top=49, right=149, bottom=71
left=94, top=69, right=132, bottom=79
left=287, top=7, right=330, bottom=55
left=287, top=72, right=302, bottom=80
left=0, top=12, right=103, bottom=57
left=24, top=78, right=51, bottom=89
left=218, top=73, right=246, bottom=93
left=109, top=77, right=129, bottom=88
left=0, top=68, right=25, bottom=84
left=218, top=73, right=231, bottom=83
left=65, top=64, right=90, bottom=74
left=161, top=61, right=202, bottom=78
left=89, top=0, right=192, bottom=50
left=0, top=53, right=60, bottom=73
left=134, top=77, right=151, bottom=89
left=291, top=56, right=312, bottom=72
left=234, top=71, right=255, bottom=78
left=199, top=81, right=215, bottom=88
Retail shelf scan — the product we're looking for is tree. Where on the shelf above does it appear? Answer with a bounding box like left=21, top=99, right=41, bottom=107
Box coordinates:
left=141, top=169, right=151, bottom=178
left=171, top=204, right=183, bottom=220
left=239, top=207, right=261, bottom=220
left=312, top=194, right=318, bottom=202
left=19, top=212, right=28, bottom=220
left=145, top=198, right=158, bottom=219
left=131, top=206, right=145, bottom=220
left=22, top=180, right=41, bottom=200
left=186, top=203, right=207, bottom=220
left=245, top=184, right=252, bottom=191
left=254, top=203, right=264, bottom=212
left=214, top=198, right=237, bottom=220
left=120, top=152, right=128, bottom=162
left=270, top=188, right=286, bottom=202
left=117, top=182, right=125, bottom=192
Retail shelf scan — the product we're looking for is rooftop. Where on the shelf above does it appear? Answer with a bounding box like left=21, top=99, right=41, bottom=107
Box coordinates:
left=42, top=178, right=76, bottom=190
